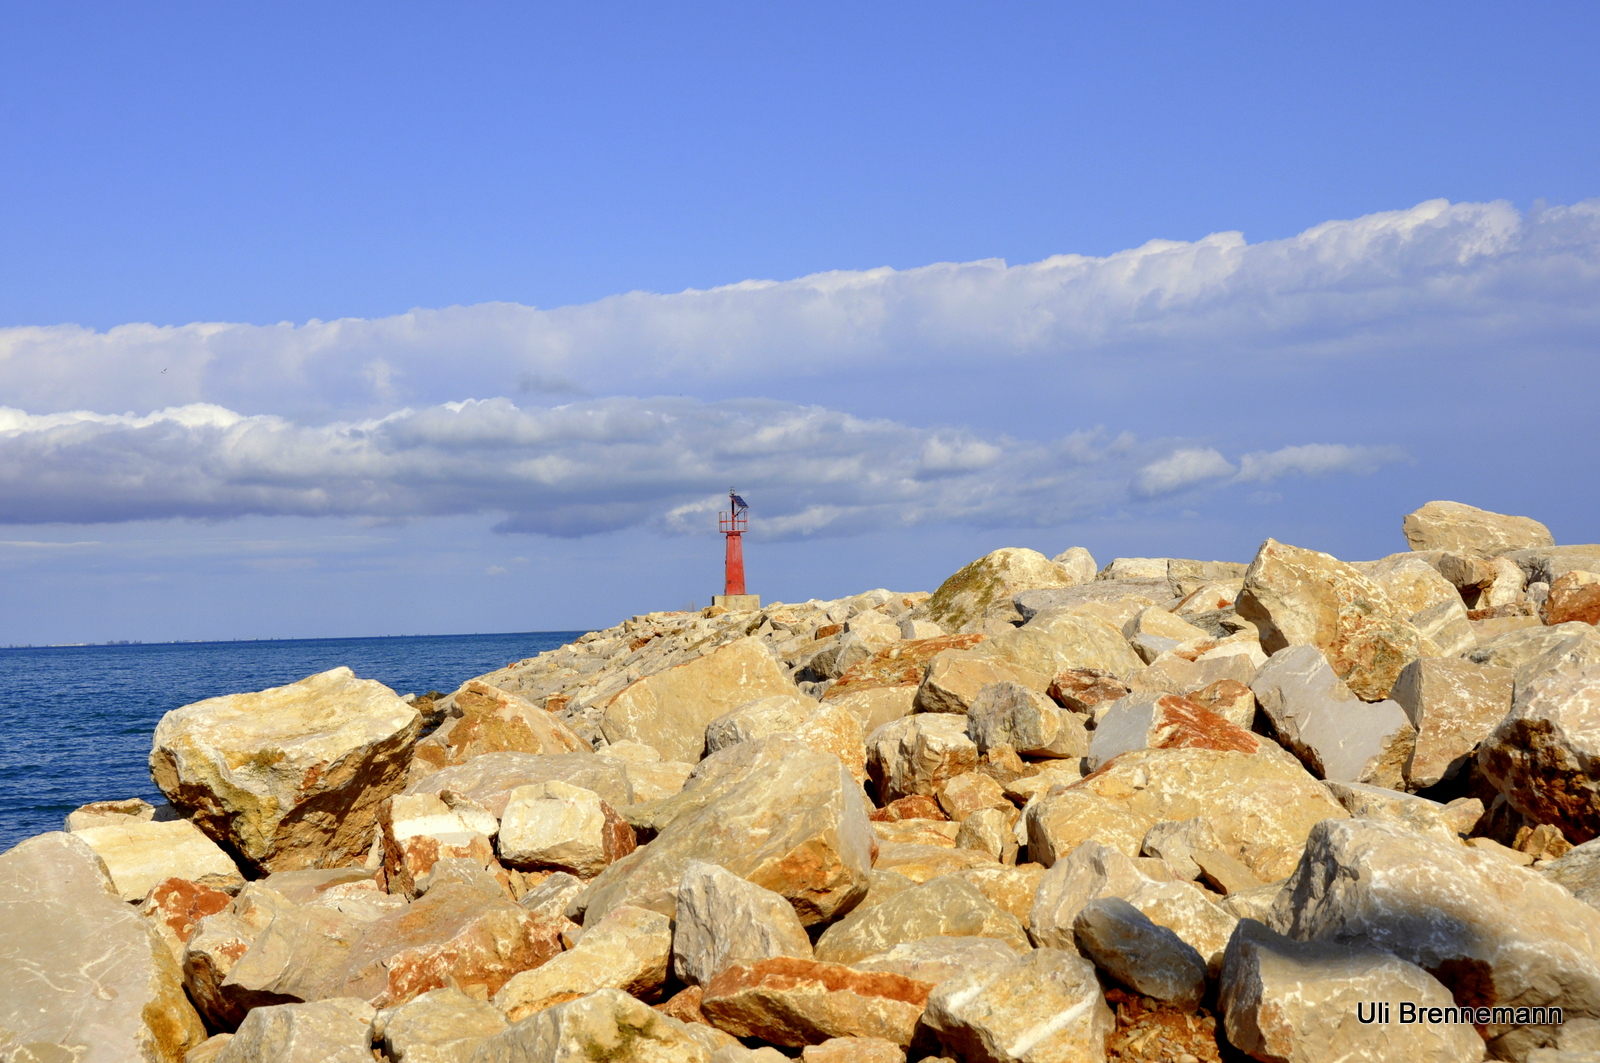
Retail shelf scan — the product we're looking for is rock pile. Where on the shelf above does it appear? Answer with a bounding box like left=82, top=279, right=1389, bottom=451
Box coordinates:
left=3, top=499, right=1598, bottom=1062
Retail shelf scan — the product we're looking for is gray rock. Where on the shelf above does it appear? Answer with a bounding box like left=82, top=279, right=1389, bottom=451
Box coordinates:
left=1141, top=817, right=1223, bottom=880
left=1502, top=545, right=1600, bottom=586
left=1074, top=896, right=1206, bottom=1007
left=672, top=861, right=814, bottom=986
left=1540, top=838, right=1600, bottom=910
left=1390, top=656, right=1514, bottom=789
left=1251, top=645, right=1415, bottom=787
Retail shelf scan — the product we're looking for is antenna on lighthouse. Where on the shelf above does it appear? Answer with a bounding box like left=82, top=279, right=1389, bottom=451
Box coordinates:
left=713, top=489, right=759, bottom=612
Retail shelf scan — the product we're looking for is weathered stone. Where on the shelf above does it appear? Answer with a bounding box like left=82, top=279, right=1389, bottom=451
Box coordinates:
left=871, top=843, right=1001, bottom=883
left=1052, top=547, right=1098, bottom=585
left=1175, top=579, right=1242, bottom=617
left=379, top=792, right=498, bottom=898
left=987, top=612, right=1145, bottom=682
left=580, top=750, right=873, bottom=927
left=1220, top=918, right=1483, bottom=1063
left=802, top=1036, right=907, bottom=1063
left=828, top=634, right=989, bottom=707
left=1014, top=579, right=1172, bottom=623
left=1001, top=762, right=1083, bottom=805
left=1250, top=645, right=1415, bottom=787
left=69, top=816, right=243, bottom=902
left=150, top=667, right=422, bottom=873
left=1086, top=692, right=1269, bottom=772
left=957, top=808, right=1020, bottom=864
left=673, top=861, right=814, bottom=987
left=900, top=618, right=948, bottom=639
left=824, top=686, right=919, bottom=735
left=0, top=832, right=207, bottom=1063
left=63, top=795, right=156, bottom=831
left=1194, top=849, right=1265, bottom=896
left=1073, top=897, right=1206, bottom=1007
left=212, top=999, right=375, bottom=1063
left=1140, top=818, right=1222, bottom=881
left=1390, top=656, right=1515, bottom=789
left=701, top=957, right=933, bottom=1048
left=704, top=695, right=819, bottom=751
left=493, top=904, right=672, bottom=1022
left=814, top=875, right=1030, bottom=964
left=1478, top=663, right=1600, bottom=843
left=1236, top=539, right=1424, bottom=700
left=1185, top=678, right=1256, bottom=730
left=853, top=936, right=1023, bottom=986
left=332, top=880, right=564, bottom=1007
left=1355, top=552, right=1478, bottom=658
left=916, top=652, right=1049, bottom=715
left=186, top=1034, right=234, bottom=1063
left=1122, top=607, right=1211, bottom=664
left=966, top=682, right=1087, bottom=760
left=142, top=876, right=234, bottom=963
left=925, top=548, right=1078, bottom=633
left=602, top=636, right=797, bottom=762
left=794, top=700, right=869, bottom=784
left=1470, top=622, right=1600, bottom=674
left=1046, top=668, right=1132, bottom=714
left=874, top=818, right=958, bottom=846
left=921, top=948, right=1113, bottom=1063
left=410, top=680, right=588, bottom=781
left=935, top=772, right=1010, bottom=822
left=472, top=988, right=725, bottom=1063
left=1546, top=570, right=1600, bottom=626
left=405, top=751, right=636, bottom=816
left=497, top=780, right=635, bottom=877
left=1270, top=816, right=1600, bottom=1060
left=1402, top=499, right=1555, bottom=555
left=1025, top=748, right=1347, bottom=881
left=870, top=794, right=947, bottom=822
left=1541, top=838, right=1600, bottom=909
left=1516, top=823, right=1574, bottom=861
left=868, top=714, right=979, bottom=802
left=377, top=985, right=508, bottom=1063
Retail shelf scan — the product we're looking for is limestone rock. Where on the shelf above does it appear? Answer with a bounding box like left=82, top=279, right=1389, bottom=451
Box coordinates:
left=1047, top=668, right=1132, bottom=714
left=925, top=548, right=1078, bottom=634
left=332, top=880, right=564, bottom=1007
left=874, top=818, right=960, bottom=847
left=824, top=686, right=919, bottom=736
left=1086, top=692, right=1269, bottom=772
left=71, top=816, right=243, bottom=902
left=1540, top=839, right=1600, bottom=909
left=1073, top=897, right=1206, bottom=1007
left=1270, top=816, right=1600, bottom=1060
left=493, top=904, right=672, bottom=1022
left=802, top=1036, right=906, bottom=1063
left=186, top=1034, right=234, bottom=1063
left=867, top=714, right=979, bottom=802
left=1356, top=552, right=1478, bottom=658
left=1546, top=570, right=1600, bottom=626
left=704, top=695, right=818, bottom=753
left=410, top=680, right=588, bottom=781
left=1478, top=663, right=1600, bottom=843
left=497, top=780, right=635, bottom=877
left=602, top=636, right=797, bottom=762
left=871, top=843, right=1001, bottom=883
left=793, top=700, right=869, bottom=785
left=1388, top=656, right=1514, bottom=789
left=64, top=795, right=155, bottom=831
left=828, top=634, right=988, bottom=711
left=1122, top=607, right=1212, bottom=664
left=579, top=750, right=873, bottom=927
left=921, top=948, right=1113, bottom=1063
left=815, top=875, right=1030, bottom=964
left=1250, top=645, right=1415, bottom=787
left=1186, top=678, right=1257, bottom=730
left=212, top=999, right=375, bottom=1063
left=1049, top=547, right=1096, bottom=584
left=1323, top=781, right=1465, bottom=840
left=1236, top=539, right=1423, bottom=700
left=1402, top=499, right=1554, bottom=555
left=379, top=792, right=499, bottom=898
left=966, top=682, right=1087, bottom=760
left=701, top=958, right=932, bottom=1047
left=472, top=988, right=725, bottom=1063
left=0, top=832, right=207, bottom=1063
left=1140, top=818, right=1223, bottom=881
left=377, top=986, right=508, bottom=1063
left=1470, top=622, right=1600, bottom=674
left=915, top=652, right=1049, bottom=716
left=934, top=773, right=1009, bottom=825
left=1025, top=748, right=1347, bottom=881
left=1220, top=918, right=1483, bottom=1063
left=150, top=667, right=422, bottom=873
left=673, top=861, right=814, bottom=987
left=405, top=751, right=636, bottom=816
left=632, top=735, right=818, bottom=838
left=1013, top=579, right=1172, bottom=623
left=987, top=612, right=1145, bottom=682
left=852, top=936, right=1023, bottom=986
left=142, top=876, right=234, bottom=963
left=957, top=808, right=1020, bottom=864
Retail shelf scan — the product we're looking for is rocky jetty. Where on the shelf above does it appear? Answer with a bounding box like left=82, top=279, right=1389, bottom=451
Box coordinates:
left=4, top=499, right=1598, bottom=1062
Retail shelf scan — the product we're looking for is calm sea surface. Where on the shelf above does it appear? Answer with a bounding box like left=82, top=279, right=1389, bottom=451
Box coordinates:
left=0, top=631, right=583, bottom=853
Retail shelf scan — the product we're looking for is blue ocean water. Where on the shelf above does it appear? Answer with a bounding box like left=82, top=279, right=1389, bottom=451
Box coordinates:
left=0, top=631, right=583, bottom=853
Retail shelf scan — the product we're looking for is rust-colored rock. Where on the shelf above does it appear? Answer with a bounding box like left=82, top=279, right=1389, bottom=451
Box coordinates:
left=826, top=633, right=987, bottom=700
left=410, top=680, right=589, bottom=781
left=1048, top=667, right=1132, bottom=713
left=143, top=876, right=233, bottom=963
left=869, top=794, right=947, bottom=822
left=1478, top=663, right=1600, bottom=843
left=701, top=957, right=933, bottom=1048
left=1087, top=692, right=1268, bottom=771
left=1545, top=570, right=1600, bottom=626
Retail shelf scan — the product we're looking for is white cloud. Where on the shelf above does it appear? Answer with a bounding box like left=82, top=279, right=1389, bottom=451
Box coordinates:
left=1134, top=448, right=1237, bottom=497
left=1235, top=443, right=1408, bottom=482
left=1, top=198, right=1595, bottom=415
left=0, top=398, right=1397, bottom=537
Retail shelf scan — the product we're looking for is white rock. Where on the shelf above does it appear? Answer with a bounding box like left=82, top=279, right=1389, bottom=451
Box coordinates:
left=867, top=714, right=979, bottom=802
left=1251, top=645, right=1415, bottom=787
left=71, top=817, right=243, bottom=902
left=921, top=948, right=1113, bottom=1063
left=672, top=861, right=814, bottom=986
left=1390, top=656, right=1514, bottom=789
left=497, top=779, right=634, bottom=877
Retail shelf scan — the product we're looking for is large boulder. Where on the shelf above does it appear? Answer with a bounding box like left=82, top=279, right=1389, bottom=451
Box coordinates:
left=924, top=548, right=1078, bottom=633
left=1236, top=539, right=1424, bottom=700
left=150, top=667, right=422, bottom=873
left=1354, top=552, right=1476, bottom=658
left=704, top=695, right=819, bottom=752
left=1085, top=692, right=1270, bottom=772
left=492, top=905, right=672, bottom=1022
left=1024, top=747, right=1348, bottom=881
left=0, top=832, right=207, bottom=1063
left=851, top=936, right=1023, bottom=986
left=813, top=875, right=1030, bottom=965
left=1270, top=817, right=1600, bottom=1060
left=578, top=750, right=873, bottom=927
left=70, top=816, right=244, bottom=901
left=378, top=792, right=498, bottom=898
left=212, top=999, right=375, bottom=1063
left=1478, top=663, right=1600, bottom=843
left=700, top=958, right=933, bottom=1048
left=829, top=634, right=989, bottom=720
left=965, top=681, right=1087, bottom=759
left=375, top=985, right=508, bottom=1063
left=1402, top=500, right=1555, bottom=555
left=1250, top=645, right=1415, bottom=787
left=601, top=636, right=797, bottom=762
left=472, top=988, right=726, bottom=1063
left=1390, top=656, right=1515, bottom=789
left=1220, top=918, right=1483, bottom=1063
left=409, top=680, right=588, bottom=780
left=920, top=948, right=1113, bottom=1063
left=985, top=612, right=1145, bottom=682
left=496, top=780, right=635, bottom=877
left=404, top=751, right=636, bottom=816
left=1545, top=570, right=1600, bottom=626
left=866, top=714, right=979, bottom=802
left=1073, top=897, right=1206, bottom=1008
left=673, top=862, right=814, bottom=987
left=915, top=652, right=1048, bottom=716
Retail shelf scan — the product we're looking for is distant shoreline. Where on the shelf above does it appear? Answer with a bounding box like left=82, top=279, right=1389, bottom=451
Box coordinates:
left=1, top=629, right=590, bottom=651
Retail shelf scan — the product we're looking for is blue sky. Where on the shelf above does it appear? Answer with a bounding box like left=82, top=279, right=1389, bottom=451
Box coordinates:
left=0, top=2, right=1596, bottom=643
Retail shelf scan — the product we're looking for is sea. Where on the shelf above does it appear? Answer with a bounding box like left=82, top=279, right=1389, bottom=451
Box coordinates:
left=0, top=631, right=584, bottom=853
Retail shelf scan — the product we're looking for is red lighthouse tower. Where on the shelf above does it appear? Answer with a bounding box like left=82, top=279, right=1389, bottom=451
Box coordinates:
left=713, top=489, right=760, bottom=611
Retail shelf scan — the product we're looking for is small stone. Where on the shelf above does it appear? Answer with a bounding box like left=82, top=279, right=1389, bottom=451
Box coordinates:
left=1047, top=667, right=1132, bottom=714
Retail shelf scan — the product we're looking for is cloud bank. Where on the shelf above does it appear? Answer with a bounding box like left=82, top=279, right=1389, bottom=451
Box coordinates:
left=0, top=400, right=1399, bottom=536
